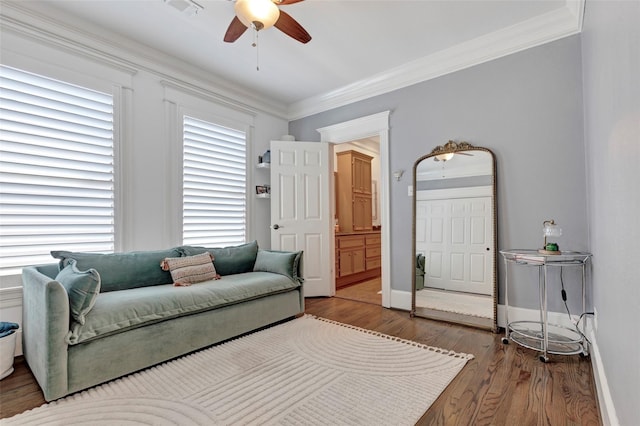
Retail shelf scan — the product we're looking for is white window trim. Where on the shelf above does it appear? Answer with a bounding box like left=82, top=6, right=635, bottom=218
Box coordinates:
left=162, top=86, right=255, bottom=248
left=0, top=65, right=128, bottom=286
left=182, top=114, right=248, bottom=247
left=0, top=48, right=133, bottom=287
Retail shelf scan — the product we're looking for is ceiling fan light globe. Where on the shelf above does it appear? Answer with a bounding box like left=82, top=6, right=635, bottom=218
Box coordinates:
left=235, top=0, right=280, bottom=31
left=436, top=152, right=455, bottom=162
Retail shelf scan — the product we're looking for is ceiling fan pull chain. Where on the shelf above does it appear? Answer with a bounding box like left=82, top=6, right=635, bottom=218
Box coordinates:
left=252, top=28, right=260, bottom=71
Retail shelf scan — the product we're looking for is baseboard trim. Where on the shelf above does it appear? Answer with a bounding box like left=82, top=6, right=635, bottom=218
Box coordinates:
left=14, top=330, right=23, bottom=357
left=390, top=289, right=411, bottom=311
left=588, top=325, right=620, bottom=426
left=391, top=290, right=579, bottom=329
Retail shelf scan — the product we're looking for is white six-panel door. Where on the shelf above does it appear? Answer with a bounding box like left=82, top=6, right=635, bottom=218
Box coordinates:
left=270, top=141, right=334, bottom=297
left=416, top=196, right=493, bottom=295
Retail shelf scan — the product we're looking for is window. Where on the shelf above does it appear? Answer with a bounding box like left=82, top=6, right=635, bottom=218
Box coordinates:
left=0, top=65, right=115, bottom=276
left=182, top=115, right=246, bottom=247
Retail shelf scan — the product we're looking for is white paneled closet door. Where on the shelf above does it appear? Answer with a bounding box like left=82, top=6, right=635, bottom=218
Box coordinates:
left=417, top=196, right=493, bottom=295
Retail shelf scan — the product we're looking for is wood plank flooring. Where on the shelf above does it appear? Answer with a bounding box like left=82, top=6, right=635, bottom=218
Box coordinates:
left=1, top=296, right=601, bottom=425
left=335, top=277, right=382, bottom=305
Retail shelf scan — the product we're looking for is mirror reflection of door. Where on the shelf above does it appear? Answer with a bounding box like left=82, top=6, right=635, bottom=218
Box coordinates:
left=418, top=195, right=492, bottom=295
left=412, top=142, right=498, bottom=332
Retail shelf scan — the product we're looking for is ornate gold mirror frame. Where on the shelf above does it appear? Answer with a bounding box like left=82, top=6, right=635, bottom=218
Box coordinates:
left=411, top=141, right=498, bottom=332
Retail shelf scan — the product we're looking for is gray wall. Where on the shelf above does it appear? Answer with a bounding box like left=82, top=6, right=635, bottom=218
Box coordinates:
left=582, top=1, right=640, bottom=423
left=290, top=35, right=588, bottom=312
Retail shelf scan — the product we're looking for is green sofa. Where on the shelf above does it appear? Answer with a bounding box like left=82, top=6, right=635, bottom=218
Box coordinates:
left=21, top=241, right=304, bottom=401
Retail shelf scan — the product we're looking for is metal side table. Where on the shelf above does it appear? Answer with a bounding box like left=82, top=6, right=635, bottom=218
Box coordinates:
left=500, top=249, right=591, bottom=362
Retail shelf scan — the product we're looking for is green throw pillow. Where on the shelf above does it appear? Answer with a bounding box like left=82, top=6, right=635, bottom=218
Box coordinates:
left=253, top=249, right=303, bottom=283
left=55, top=259, right=101, bottom=325
left=179, top=241, right=258, bottom=276
left=51, top=248, right=181, bottom=292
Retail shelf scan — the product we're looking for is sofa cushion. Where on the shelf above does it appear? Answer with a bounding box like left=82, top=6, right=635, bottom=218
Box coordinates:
left=179, top=241, right=258, bottom=276
left=56, top=259, right=101, bottom=325
left=51, top=248, right=181, bottom=292
left=161, top=252, right=219, bottom=286
left=66, top=271, right=300, bottom=345
left=253, top=249, right=303, bottom=283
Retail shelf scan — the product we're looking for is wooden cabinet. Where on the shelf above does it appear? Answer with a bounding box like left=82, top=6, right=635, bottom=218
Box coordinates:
left=336, top=231, right=381, bottom=288
left=336, top=235, right=366, bottom=278
left=336, top=150, right=373, bottom=233
left=353, top=195, right=372, bottom=231
left=352, top=154, right=372, bottom=194
left=365, top=234, right=381, bottom=270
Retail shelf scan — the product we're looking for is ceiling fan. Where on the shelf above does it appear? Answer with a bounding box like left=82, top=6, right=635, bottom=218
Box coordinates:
left=431, top=141, right=475, bottom=162
left=224, top=0, right=311, bottom=44
left=433, top=152, right=473, bottom=162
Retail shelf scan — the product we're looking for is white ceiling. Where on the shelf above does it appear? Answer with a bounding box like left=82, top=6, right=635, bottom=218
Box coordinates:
left=17, top=0, right=581, bottom=119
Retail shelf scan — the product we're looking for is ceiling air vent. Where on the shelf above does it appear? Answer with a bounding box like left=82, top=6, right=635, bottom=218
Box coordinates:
left=164, top=0, right=203, bottom=16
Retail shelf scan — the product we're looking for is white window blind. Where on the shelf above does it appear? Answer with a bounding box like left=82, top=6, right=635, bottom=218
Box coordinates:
left=183, top=116, right=246, bottom=247
left=0, top=65, right=115, bottom=276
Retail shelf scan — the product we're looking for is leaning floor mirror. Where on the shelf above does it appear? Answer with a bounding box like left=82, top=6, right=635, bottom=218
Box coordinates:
left=411, top=141, right=498, bottom=332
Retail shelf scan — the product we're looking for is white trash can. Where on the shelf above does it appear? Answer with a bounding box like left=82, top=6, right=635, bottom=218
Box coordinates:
left=0, top=327, right=18, bottom=380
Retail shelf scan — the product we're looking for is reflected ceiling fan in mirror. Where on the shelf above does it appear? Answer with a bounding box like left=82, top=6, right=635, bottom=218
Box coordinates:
left=432, top=140, right=474, bottom=162
left=224, top=0, right=311, bottom=44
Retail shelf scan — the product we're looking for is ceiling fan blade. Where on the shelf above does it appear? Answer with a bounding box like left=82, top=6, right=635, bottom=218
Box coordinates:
left=224, top=16, right=248, bottom=43
left=457, top=152, right=474, bottom=156
left=273, top=0, right=305, bottom=5
left=274, top=10, right=311, bottom=44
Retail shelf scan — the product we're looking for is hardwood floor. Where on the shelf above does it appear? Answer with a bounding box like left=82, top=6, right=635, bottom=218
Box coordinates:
left=335, top=277, right=382, bottom=305
left=0, top=356, right=45, bottom=419
left=1, top=296, right=601, bottom=425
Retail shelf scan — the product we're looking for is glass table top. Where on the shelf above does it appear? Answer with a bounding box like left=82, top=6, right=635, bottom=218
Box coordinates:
left=500, top=249, right=591, bottom=265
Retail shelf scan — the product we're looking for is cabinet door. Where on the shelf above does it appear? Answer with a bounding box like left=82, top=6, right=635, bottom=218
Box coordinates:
left=361, top=159, right=372, bottom=194
left=338, top=251, right=353, bottom=276
left=366, top=257, right=381, bottom=270
left=352, top=195, right=373, bottom=231
left=352, top=156, right=372, bottom=194
left=351, top=248, right=366, bottom=274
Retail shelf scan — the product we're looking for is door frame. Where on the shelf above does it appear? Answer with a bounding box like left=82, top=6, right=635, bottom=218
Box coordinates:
left=317, top=111, right=391, bottom=308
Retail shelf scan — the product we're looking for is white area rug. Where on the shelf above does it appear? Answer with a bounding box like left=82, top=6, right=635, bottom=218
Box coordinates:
left=416, top=288, right=494, bottom=319
left=6, top=315, right=473, bottom=425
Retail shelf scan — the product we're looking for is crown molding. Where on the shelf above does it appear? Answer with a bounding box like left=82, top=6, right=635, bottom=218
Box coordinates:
left=288, top=1, right=585, bottom=121
left=160, top=80, right=257, bottom=120
left=1, top=1, right=585, bottom=123
left=565, top=0, right=586, bottom=31
left=0, top=2, right=289, bottom=119
left=0, top=9, right=138, bottom=77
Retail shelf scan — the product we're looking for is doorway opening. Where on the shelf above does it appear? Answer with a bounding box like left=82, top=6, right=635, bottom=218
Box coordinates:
left=333, top=137, right=381, bottom=305
left=317, top=110, right=391, bottom=307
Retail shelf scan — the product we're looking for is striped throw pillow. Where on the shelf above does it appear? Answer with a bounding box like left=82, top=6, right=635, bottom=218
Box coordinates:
left=160, top=252, right=219, bottom=286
